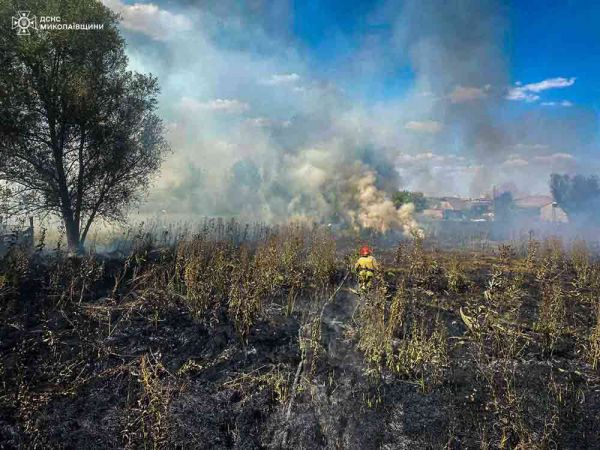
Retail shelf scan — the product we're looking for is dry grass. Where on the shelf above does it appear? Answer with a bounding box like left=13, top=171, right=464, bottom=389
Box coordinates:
left=123, top=352, right=180, bottom=449
left=2, top=222, right=600, bottom=447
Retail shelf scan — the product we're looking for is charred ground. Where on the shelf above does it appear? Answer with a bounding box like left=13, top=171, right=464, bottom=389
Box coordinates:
left=1, top=223, right=600, bottom=449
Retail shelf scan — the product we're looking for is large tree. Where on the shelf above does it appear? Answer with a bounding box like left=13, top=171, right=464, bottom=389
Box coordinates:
left=393, top=191, right=427, bottom=212
left=550, top=173, right=600, bottom=223
left=0, top=0, right=170, bottom=251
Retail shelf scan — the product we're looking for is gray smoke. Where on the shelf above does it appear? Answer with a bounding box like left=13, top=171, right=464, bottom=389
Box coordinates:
left=392, top=0, right=510, bottom=195
left=102, top=0, right=597, bottom=228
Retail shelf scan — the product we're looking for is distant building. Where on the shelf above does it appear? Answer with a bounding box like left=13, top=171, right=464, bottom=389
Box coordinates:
left=512, top=195, right=553, bottom=221
left=424, top=196, right=493, bottom=222
left=443, top=209, right=466, bottom=221
left=430, top=197, right=469, bottom=211
left=422, top=208, right=444, bottom=220
left=514, top=195, right=553, bottom=209
left=420, top=193, right=568, bottom=226
left=540, top=202, right=569, bottom=223
left=512, top=196, right=568, bottom=223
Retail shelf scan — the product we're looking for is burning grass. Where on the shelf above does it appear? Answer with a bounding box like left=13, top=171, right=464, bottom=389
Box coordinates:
left=1, top=221, right=600, bottom=448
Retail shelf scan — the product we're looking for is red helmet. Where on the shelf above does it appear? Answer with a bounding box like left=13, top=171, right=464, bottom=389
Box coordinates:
left=360, top=245, right=372, bottom=257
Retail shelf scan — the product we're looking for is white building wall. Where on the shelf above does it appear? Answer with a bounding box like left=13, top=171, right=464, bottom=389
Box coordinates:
left=540, top=203, right=568, bottom=223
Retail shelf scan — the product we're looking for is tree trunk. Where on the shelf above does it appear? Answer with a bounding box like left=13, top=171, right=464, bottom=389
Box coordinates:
left=63, top=215, right=82, bottom=254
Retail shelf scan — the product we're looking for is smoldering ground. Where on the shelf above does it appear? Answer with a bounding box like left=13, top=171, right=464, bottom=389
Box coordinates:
left=2, top=225, right=600, bottom=448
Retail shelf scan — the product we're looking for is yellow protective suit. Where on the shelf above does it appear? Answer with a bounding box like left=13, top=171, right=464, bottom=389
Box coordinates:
left=355, top=255, right=378, bottom=291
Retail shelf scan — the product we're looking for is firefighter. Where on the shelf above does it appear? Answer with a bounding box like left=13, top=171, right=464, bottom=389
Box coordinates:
left=355, top=245, right=378, bottom=291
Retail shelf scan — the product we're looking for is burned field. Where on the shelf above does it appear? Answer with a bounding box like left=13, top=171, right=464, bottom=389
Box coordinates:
left=1, top=224, right=600, bottom=449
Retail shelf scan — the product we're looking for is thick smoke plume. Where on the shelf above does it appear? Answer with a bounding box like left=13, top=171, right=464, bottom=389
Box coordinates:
left=103, top=0, right=598, bottom=232
left=352, top=171, right=423, bottom=236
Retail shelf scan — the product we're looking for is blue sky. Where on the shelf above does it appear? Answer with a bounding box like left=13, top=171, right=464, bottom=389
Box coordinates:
left=292, top=0, right=412, bottom=101
left=114, top=0, right=599, bottom=109
left=509, top=0, right=600, bottom=107
left=101, top=0, right=600, bottom=220
left=114, top=0, right=599, bottom=111
left=296, top=0, right=599, bottom=111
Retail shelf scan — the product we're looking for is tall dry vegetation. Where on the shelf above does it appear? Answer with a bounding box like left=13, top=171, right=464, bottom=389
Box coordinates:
left=2, top=221, right=600, bottom=448
left=355, top=235, right=597, bottom=447
left=128, top=223, right=340, bottom=338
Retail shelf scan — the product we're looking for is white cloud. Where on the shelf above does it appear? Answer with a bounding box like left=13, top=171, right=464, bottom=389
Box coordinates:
left=511, top=143, right=549, bottom=152
left=522, top=77, right=576, bottom=92
left=245, top=117, right=273, bottom=127
left=506, top=89, right=539, bottom=102
left=179, top=97, right=250, bottom=114
left=533, top=153, right=575, bottom=164
left=404, top=120, right=443, bottom=134
left=245, top=117, right=291, bottom=128
left=398, top=152, right=442, bottom=163
left=397, top=152, right=465, bottom=164
left=462, top=164, right=485, bottom=173
left=500, top=151, right=575, bottom=169
left=448, top=85, right=488, bottom=103
left=102, top=0, right=193, bottom=40
left=506, top=77, right=576, bottom=102
left=541, top=100, right=573, bottom=107
left=261, top=73, right=301, bottom=85
left=502, top=157, right=529, bottom=168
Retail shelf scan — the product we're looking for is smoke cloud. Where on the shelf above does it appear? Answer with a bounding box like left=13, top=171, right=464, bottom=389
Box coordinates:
left=353, top=171, right=423, bottom=236
left=100, top=0, right=598, bottom=231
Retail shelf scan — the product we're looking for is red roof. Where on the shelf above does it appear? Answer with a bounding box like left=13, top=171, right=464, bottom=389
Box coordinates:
left=514, top=195, right=553, bottom=209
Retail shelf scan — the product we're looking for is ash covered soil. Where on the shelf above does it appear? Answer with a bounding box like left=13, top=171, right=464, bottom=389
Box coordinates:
left=2, top=234, right=600, bottom=449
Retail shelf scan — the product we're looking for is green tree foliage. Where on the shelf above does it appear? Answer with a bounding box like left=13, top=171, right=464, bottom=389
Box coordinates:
left=393, top=191, right=427, bottom=212
left=0, top=0, right=170, bottom=252
left=550, top=174, right=600, bottom=222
